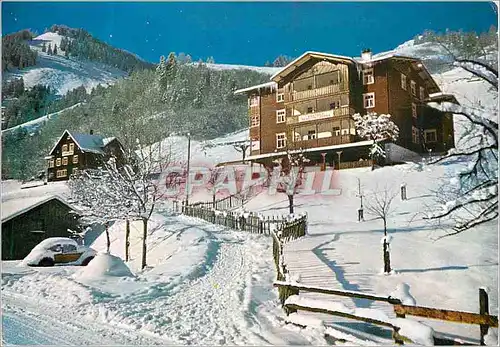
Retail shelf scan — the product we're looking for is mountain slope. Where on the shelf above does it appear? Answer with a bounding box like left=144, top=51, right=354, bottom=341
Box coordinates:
left=3, top=32, right=127, bottom=96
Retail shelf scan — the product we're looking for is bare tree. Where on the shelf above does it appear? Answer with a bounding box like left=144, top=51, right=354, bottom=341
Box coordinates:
left=425, top=52, right=498, bottom=237
left=269, top=149, right=309, bottom=214
left=233, top=142, right=250, bottom=163
left=365, top=188, right=397, bottom=274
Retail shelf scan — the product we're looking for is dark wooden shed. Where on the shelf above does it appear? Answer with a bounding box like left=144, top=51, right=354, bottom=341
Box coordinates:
left=2, top=195, right=79, bottom=260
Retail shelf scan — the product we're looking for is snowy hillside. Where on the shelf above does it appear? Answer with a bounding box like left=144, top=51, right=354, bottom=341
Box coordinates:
left=3, top=32, right=127, bottom=95
left=205, top=63, right=281, bottom=75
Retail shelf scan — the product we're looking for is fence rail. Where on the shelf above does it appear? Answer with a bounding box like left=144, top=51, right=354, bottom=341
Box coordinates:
left=274, top=282, right=498, bottom=345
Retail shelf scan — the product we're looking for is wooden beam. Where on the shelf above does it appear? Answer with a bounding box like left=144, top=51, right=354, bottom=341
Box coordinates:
left=285, top=303, right=396, bottom=329
left=393, top=304, right=498, bottom=327
left=274, top=281, right=402, bottom=304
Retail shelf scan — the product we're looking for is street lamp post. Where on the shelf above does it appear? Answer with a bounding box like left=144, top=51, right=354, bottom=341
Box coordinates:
left=185, top=132, right=191, bottom=207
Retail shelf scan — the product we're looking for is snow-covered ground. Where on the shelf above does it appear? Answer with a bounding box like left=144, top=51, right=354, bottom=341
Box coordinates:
left=4, top=32, right=127, bottom=96
left=2, top=212, right=328, bottom=345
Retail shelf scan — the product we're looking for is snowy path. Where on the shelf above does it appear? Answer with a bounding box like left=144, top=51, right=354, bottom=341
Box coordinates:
left=2, top=214, right=325, bottom=345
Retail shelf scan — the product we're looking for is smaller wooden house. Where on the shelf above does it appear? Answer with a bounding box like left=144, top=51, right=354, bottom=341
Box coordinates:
left=45, top=129, right=125, bottom=182
left=2, top=195, right=79, bottom=260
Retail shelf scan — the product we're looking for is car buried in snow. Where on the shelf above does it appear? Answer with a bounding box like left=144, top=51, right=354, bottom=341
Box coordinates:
left=22, top=237, right=97, bottom=267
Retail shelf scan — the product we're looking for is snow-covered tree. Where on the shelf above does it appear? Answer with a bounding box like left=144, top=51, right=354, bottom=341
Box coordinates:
left=53, top=44, right=58, bottom=55
left=69, top=141, right=173, bottom=269
left=352, top=112, right=399, bottom=170
left=269, top=149, right=310, bottom=214
left=47, top=43, right=53, bottom=55
left=426, top=58, right=498, bottom=236
left=365, top=187, right=397, bottom=274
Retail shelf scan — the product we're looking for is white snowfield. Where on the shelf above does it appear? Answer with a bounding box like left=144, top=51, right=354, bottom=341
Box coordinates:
left=4, top=32, right=127, bottom=96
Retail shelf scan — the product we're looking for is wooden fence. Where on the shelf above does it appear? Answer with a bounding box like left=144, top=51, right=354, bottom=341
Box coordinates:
left=274, top=281, right=498, bottom=345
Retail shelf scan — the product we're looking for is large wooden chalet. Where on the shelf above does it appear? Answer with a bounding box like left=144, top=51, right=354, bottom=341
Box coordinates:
left=235, top=50, right=458, bottom=169
left=45, top=130, right=125, bottom=181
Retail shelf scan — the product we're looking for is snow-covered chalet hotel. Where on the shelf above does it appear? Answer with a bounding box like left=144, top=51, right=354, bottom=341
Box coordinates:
left=45, top=130, right=125, bottom=182
left=235, top=50, right=458, bottom=169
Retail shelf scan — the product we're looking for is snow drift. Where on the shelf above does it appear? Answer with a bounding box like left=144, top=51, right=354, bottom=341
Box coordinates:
left=74, top=253, right=134, bottom=280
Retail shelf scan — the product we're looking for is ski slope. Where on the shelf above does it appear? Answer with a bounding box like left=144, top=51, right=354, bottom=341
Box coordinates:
left=4, top=32, right=127, bottom=96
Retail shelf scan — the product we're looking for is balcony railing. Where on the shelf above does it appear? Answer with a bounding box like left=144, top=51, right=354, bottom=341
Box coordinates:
left=287, top=83, right=348, bottom=102
left=292, top=135, right=355, bottom=149
left=287, top=107, right=354, bottom=125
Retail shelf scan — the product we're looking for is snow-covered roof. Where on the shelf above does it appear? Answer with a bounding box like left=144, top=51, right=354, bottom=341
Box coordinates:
left=270, top=51, right=356, bottom=82
left=246, top=140, right=373, bottom=161
left=234, top=81, right=277, bottom=95
left=2, top=195, right=77, bottom=223
left=49, top=130, right=118, bottom=156
left=251, top=50, right=438, bottom=93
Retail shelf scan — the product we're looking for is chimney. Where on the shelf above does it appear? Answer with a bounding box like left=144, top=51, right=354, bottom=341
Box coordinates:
left=361, top=48, right=372, bottom=61
left=89, top=129, right=94, bottom=135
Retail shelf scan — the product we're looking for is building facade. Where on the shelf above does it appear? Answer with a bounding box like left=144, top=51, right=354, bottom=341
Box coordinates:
left=235, top=50, right=456, bottom=168
left=45, top=130, right=125, bottom=182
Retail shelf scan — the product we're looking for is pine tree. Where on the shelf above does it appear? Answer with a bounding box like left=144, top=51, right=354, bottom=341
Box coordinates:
left=156, top=55, right=168, bottom=89
left=53, top=44, right=58, bottom=55
left=47, top=43, right=53, bottom=55
left=41, top=42, right=46, bottom=53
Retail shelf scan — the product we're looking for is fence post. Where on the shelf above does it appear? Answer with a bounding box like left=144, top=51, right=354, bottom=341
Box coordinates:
left=479, top=288, right=489, bottom=345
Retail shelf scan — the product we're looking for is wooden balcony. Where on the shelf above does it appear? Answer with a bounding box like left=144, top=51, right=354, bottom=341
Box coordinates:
left=287, top=107, right=354, bottom=125
left=286, top=83, right=348, bottom=103
left=291, top=135, right=355, bottom=149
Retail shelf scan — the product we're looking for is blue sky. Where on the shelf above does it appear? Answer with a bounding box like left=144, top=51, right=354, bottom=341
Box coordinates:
left=2, top=2, right=497, bottom=66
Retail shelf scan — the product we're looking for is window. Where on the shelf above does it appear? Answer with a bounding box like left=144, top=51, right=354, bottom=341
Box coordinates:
left=56, top=169, right=67, bottom=178
left=49, top=244, right=62, bottom=252
left=69, top=143, right=74, bottom=153
left=62, top=144, right=68, bottom=152
left=73, top=155, right=79, bottom=164
left=276, top=93, right=285, bottom=102
left=419, top=86, right=425, bottom=100
left=249, top=96, right=259, bottom=107
left=412, top=126, right=420, bottom=144
left=424, top=129, right=437, bottom=143
left=363, top=93, right=375, bottom=108
left=62, top=157, right=68, bottom=165
left=48, top=160, right=54, bottom=168
left=276, top=133, right=286, bottom=149
left=62, top=244, right=77, bottom=253
left=307, top=85, right=312, bottom=90
left=363, top=68, right=374, bottom=85
left=307, top=107, right=314, bottom=113
left=412, top=103, right=417, bottom=118
left=410, top=80, right=416, bottom=96
left=251, top=115, right=260, bottom=127
left=56, top=158, right=61, bottom=167
left=332, top=126, right=341, bottom=136
left=307, top=130, right=316, bottom=140
left=276, top=109, right=286, bottom=123
left=401, top=73, right=407, bottom=90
